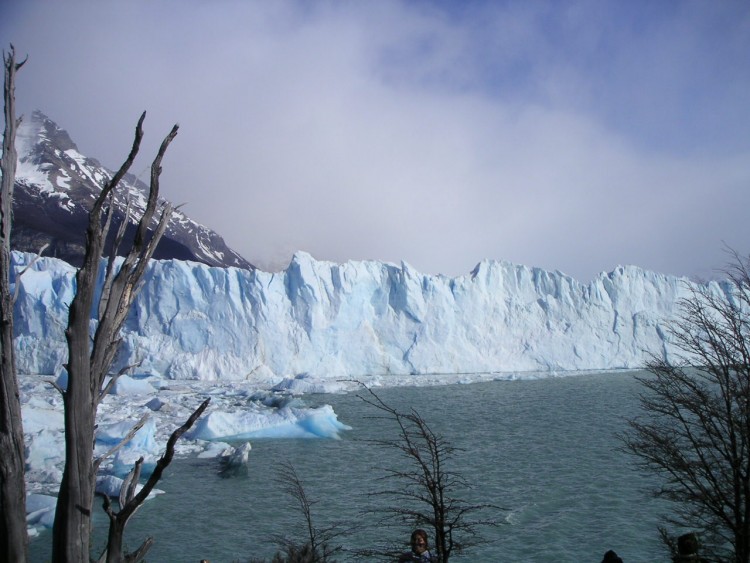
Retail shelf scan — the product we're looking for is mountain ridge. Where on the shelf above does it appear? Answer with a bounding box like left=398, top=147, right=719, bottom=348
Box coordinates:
left=10, top=110, right=254, bottom=270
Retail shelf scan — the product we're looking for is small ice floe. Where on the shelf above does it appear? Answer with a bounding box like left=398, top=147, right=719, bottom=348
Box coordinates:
left=26, top=493, right=57, bottom=533
left=197, top=441, right=232, bottom=459
left=217, top=442, right=252, bottom=477
left=272, top=373, right=352, bottom=395
left=109, top=374, right=155, bottom=396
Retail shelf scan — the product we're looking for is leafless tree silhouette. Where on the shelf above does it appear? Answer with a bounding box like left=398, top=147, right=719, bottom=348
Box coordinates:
left=623, top=248, right=750, bottom=563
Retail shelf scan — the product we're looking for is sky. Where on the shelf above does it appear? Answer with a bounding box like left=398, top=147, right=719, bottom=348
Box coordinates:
left=2, top=0, right=749, bottom=282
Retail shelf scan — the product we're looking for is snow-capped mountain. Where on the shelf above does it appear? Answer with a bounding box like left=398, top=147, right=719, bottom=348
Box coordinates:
left=11, top=111, right=253, bottom=270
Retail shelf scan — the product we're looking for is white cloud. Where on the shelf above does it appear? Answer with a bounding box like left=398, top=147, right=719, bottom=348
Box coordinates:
left=2, top=0, right=749, bottom=281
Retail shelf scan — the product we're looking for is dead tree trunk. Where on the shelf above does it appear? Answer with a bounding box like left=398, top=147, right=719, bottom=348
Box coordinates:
left=0, top=45, right=28, bottom=563
left=51, top=113, right=178, bottom=563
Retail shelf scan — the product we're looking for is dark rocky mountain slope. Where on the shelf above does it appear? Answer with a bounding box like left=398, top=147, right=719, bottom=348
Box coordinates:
left=10, top=111, right=253, bottom=270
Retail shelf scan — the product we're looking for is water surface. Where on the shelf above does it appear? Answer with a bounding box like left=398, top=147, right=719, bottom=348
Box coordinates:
left=30, top=372, right=666, bottom=562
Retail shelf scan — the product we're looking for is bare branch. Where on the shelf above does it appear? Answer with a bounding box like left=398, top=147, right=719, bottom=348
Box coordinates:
left=93, top=414, right=149, bottom=474
left=123, top=398, right=209, bottom=513
left=47, top=377, right=65, bottom=397
left=272, top=460, right=348, bottom=562
left=97, top=361, right=143, bottom=406
left=356, top=383, right=501, bottom=561
left=99, top=398, right=209, bottom=563
left=11, top=243, right=49, bottom=304
left=622, top=249, right=750, bottom=562
left=99, top=194, right=132, bottom=321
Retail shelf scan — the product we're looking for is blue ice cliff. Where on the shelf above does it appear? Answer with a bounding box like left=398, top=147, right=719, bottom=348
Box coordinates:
left=10, top=250, right=731, bottom=380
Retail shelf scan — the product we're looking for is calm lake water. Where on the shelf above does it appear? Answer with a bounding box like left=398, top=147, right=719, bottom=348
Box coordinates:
left=30, top=371, right=668, bottom=562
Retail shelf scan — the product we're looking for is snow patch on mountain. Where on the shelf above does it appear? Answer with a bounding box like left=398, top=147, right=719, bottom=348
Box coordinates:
left=9, top=111, right=254, bottom=270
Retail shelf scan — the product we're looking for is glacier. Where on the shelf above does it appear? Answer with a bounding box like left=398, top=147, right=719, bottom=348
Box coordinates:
left=14, top=249, right=732, bottom=536
left=10, top=250, right=728, bottom=380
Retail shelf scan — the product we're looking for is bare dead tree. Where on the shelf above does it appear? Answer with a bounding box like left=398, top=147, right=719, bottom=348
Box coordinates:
left=357, top=385, right=500, bottom=562
left=271, top=461, right=345, bottom=563
left=97, top=398, right=210, bottom=563
left=51, top=113, right=179, bottom=562
left=0, top=44, right=28, bottom=563
left=622, top=248, right=750, bottom=563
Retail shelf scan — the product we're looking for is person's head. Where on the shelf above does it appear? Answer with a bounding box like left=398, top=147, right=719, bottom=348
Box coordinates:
left=601, top=550, right=623, bottom=563
left=410, top=529, right=429, bottom=554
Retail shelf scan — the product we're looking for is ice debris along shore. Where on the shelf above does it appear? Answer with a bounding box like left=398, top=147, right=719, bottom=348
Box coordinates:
left=21, top=371, right=352, bottom=537
left=11, top=251, right=734, bottom=380
left=22, top=366, right=547, bottom=537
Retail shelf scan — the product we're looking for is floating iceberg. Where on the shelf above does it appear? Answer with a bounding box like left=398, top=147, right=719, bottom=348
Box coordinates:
left=187, top=403, right=351, bottom=440
left=19, top=374, right=352, bottom=531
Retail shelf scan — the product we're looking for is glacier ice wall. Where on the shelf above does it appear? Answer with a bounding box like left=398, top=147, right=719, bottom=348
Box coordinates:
left=11, top=251, right=727, bottom=380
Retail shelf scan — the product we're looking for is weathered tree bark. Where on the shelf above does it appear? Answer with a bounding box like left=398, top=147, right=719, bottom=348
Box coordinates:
left=99, top=398, right=209, bottom=563
left=0, top=45, right=28, bottom=563
left=51, top=113, right=178, bottom=563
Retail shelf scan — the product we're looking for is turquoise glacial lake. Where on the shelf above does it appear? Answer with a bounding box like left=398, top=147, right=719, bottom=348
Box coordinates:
left=30, top=371, right=667, bottom=562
